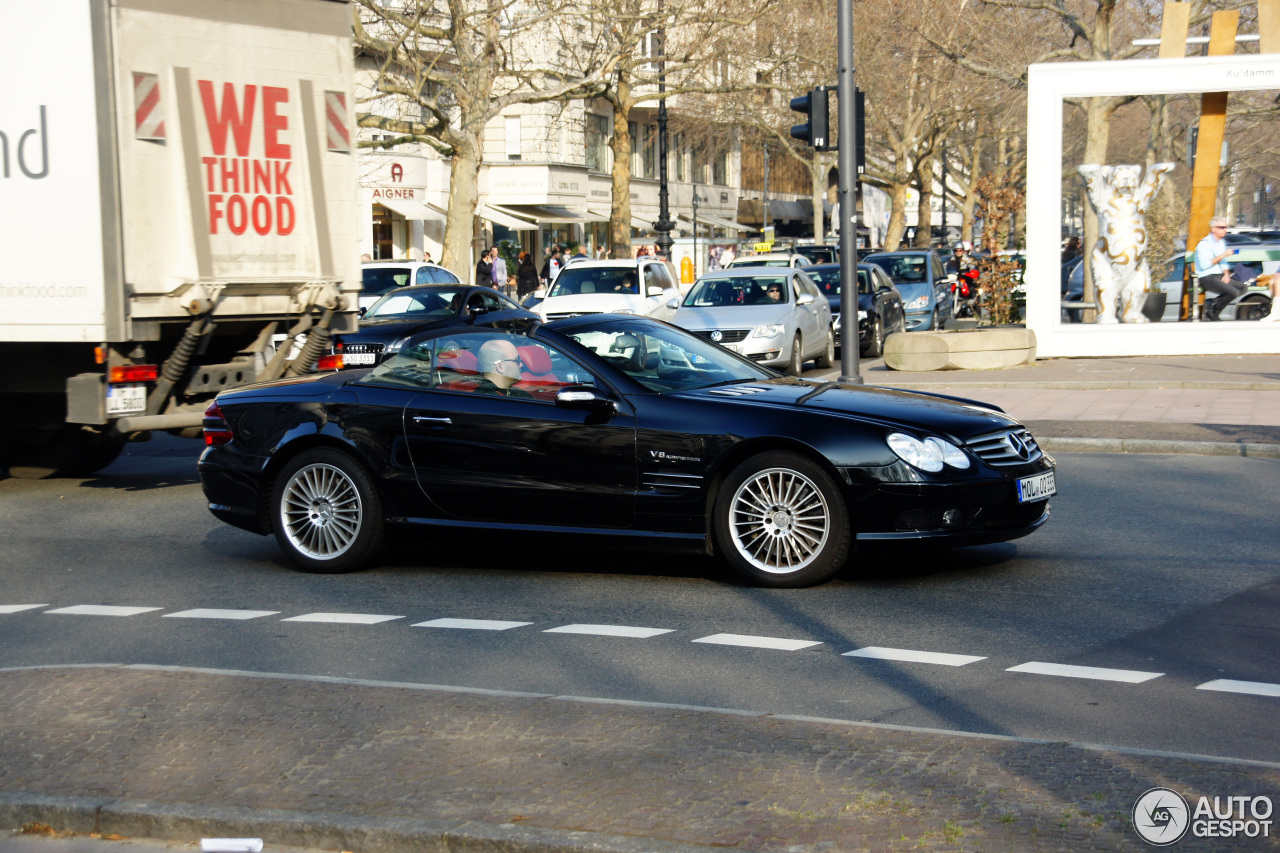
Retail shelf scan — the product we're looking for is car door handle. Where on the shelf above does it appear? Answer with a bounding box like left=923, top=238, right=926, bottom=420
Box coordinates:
left=413, top=415, right=452, bottom=425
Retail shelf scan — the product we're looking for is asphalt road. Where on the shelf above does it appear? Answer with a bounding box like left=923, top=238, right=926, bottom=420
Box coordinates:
left=2, top=432, right=1278, bottom=765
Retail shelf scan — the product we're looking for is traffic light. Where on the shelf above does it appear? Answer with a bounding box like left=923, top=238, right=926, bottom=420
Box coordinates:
left=790, top=86, right=831, bottom=151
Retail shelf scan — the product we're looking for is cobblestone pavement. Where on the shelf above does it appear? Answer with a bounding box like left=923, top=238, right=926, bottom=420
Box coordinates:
left=2, top=667, right=1278, bottom=852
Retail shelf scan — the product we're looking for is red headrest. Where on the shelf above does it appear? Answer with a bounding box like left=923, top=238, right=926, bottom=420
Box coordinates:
left=438, top=349, right=478, bottom=374
left=517, top=345, right=553, bottom=376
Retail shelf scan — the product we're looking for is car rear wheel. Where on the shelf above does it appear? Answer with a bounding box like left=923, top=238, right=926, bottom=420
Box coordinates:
left=271, top=448, right=385, bottom=573
left=861, top=317, right=884, bottom=359
left=786, top=334, right=803, bottom=376
left=714, top=451, right=851, bottom=587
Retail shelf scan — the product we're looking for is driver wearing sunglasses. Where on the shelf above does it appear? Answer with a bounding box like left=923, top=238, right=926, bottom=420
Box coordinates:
left=475, top=339, right=533, bottom=397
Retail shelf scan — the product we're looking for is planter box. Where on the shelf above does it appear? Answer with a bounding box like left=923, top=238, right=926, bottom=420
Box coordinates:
left=883, top=327, right=1037, bottom=371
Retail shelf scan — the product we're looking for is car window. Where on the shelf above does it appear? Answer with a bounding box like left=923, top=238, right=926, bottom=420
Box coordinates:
left=432, top=266, right=461, bottom=284
left=415, top=266, right=433, bottom=285
left=874, top=269, right=893, bottom=293
left=561, top=317, right=772, bottom=392
left=357, top=331, right=596, bottom=399
left=362, top=266, right=414, bottom=296
left=803, top=267, right=841, bottom=297
left=796, top=272, right=822, bottom=299
left=682, top=275, right=791, bottom=307
left=866, top=255, right=929, bottom=285
left=365, top=287, right=467, bottom=318
left=548, top=266, right=640, bottom=297
left=931, top=254, right=945, bottom=280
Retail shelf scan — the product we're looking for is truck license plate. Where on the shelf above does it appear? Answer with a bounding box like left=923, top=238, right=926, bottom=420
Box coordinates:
left=106, top=383, right=147, bottom=415
left=1016, top=470, right=1056, bottom=503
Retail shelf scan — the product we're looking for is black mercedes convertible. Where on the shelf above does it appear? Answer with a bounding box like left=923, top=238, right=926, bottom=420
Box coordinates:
left=199, top=314, right=1055, bottom=587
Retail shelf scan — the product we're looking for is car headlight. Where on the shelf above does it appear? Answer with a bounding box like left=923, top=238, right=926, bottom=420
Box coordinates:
left=612, top=308, right=637, bottom=314
left=886, top=433, right=970, bottom=472
left=903, top=295, right=929, bottom=311
left=751, top=323, right=785, bottom=338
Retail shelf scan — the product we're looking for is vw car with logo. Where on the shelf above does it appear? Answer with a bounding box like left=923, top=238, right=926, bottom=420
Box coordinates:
left=672, top=268, right=835, bottom=375
left=531, top=258, right=684, bottom=322
left=199, top=314, right=1056, bottom=588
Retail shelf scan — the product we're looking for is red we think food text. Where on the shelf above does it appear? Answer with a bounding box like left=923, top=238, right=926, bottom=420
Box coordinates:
left=198, top=81, right=295, bottom=236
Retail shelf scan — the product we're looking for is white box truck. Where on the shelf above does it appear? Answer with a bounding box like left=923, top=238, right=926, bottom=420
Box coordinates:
left=0, top=0, right=361, bottom=477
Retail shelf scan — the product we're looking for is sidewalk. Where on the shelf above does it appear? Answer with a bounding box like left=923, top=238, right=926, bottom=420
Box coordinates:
left=838, top=352, right=1280, bottom=457
left=3, top=665, right=1278, bottom=853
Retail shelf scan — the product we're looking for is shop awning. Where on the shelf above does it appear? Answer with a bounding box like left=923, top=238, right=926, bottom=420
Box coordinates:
left=489, top=204, right=588, bottom=224
left=585, top=207, right=613, bottom=223
left=698, top=214, right=752, bottom=233
left=631, top=215, right=654, bottom=232
left=378, top=197, right=447, bottom=222
left=479, top=204, right=537, bottom=231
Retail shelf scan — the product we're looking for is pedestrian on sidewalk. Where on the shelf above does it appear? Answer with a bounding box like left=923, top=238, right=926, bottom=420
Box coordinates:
left=475, top=248, right=493, bottom=287
left=489, top=246, right=507, bottom=290
left=1194, top=217, right=1245, bottom=321
left=517, top=252, right=538, bottom=299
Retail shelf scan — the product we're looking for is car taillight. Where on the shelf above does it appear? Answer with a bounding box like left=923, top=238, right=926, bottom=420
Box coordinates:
left=203, top=401, right=234, bottom=446
left=316, top=354, right=344, bottom=371
left=109, top=364, right=159, bottom=383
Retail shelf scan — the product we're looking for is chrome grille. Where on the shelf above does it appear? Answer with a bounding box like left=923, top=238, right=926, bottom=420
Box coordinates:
left=966, top=428, right=1042, bottom=468
left=340, top=343, right=384, bottom=355
left=691, top=329, right=750, bottom=344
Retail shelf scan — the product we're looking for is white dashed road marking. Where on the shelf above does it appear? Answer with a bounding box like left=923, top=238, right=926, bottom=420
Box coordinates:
left=281, top=613, right=403, bottom=625
left=414, top=618, right=533, bottom=631
left=544, top=624, right=674, bottom=638
left=693, top=633, right=822, bottom=651
left=0, top=605, right=47, bottom=614
left=163, top=609, right=280, bottom=620
left=844, top=647, right=986, bottom=667
left=1197, top=679, right=1280, bottom=698
left=45, top=605, right=163, bottom=617
left=1006, top=662, right=1163, bottom=683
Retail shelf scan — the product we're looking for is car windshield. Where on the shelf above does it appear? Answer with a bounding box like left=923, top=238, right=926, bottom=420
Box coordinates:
left=682, top=275, right=790, bottom=307
left=547, top=266, right=640, bottom=297
left=803, top=267, right=873, bottom=296
left=557, top=317, right=773, bottom=392
left=865, top=255, right=929, bottom=285
left=795, top=246, right=836, bottom=264
left=362, top=266, right=414, bottom=296
left=365, top=287, right=468, bottom=318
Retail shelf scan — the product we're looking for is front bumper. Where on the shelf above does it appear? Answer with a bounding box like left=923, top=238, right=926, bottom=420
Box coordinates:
left=904, top=310, right=935, bottom=331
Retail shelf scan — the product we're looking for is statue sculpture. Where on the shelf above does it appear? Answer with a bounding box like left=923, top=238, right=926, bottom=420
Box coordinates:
left=1077, top=162, right=1174, bottom=323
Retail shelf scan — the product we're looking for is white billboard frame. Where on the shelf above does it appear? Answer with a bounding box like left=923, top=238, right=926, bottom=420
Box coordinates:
left=1026, top=54, right=1280, bottom=357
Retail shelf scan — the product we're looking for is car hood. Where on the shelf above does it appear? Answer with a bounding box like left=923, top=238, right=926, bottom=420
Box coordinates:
left=826, top=295, right=873, bottom=315
left=673, top=303, right=793, bottom=329
left=676, top=378, right=1017, bottom=441
left=894, top=282, right=932, bottom=305
left=537, top=293, right=653, bottom=316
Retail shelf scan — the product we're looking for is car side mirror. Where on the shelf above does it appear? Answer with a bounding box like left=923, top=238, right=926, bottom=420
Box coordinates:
left=647, top=285, right=665, bottom=297
left=797, top=293, right=815, bottom=305
left=556, top=384, right=615, bottom=413
left=666, top=298, right=680, bottom=309
left=877, top=284, right=893, bottom=294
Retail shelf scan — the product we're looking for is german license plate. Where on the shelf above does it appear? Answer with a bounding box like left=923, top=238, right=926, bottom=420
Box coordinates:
left=1016, top=470, right=1056, bottom=503
left=721, top=343, right=739, bottom=353
left=343, top=352, right=376, bottom=365
left=106, top=383, right=146, bottom=415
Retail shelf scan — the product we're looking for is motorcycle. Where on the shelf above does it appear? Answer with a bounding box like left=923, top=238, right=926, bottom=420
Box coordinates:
left=951, top=267, right=980, bottom=319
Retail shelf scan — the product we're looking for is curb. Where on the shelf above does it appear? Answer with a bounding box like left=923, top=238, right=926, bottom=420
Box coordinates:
left=0, top=793, right=718, bottom=853
left=1039, top=436, right=1280, bottom=457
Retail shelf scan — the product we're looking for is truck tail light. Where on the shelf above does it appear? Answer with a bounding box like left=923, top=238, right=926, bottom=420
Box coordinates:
left=203, top=401, right=234, bottom=446
left=316, top=354, right=343, bottom=371
left=109, top=364, right=159, bottom=383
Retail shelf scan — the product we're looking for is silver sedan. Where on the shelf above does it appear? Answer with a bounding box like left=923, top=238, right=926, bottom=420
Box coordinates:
left=671, top=268, right=835, bottom=375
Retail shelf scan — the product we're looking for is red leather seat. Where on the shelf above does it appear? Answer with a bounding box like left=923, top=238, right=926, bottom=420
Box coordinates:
left=436, top=349, right=481, bottom=392
left=514, top=345, right=562, bottom=400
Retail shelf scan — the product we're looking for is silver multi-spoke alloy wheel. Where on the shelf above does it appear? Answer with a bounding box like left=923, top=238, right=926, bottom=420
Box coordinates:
left=728, top=466, right=831, bottom=574
left=280, top=462, right=363, bottom=560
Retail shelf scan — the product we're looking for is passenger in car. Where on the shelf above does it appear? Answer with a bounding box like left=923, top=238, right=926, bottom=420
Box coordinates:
left=473, top=339, right=533, bottom=398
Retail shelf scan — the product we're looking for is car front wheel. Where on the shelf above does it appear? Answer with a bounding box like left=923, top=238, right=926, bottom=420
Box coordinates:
left=714, top=451, right=851, bottom=587
left=271, top=448, right=385, bottom=573
left=786, top=334, right=803, bottom=376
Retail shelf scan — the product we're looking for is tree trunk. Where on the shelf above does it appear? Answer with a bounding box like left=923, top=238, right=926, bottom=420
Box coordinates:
left=913, top=152, right=934, bottom=248
left=1080, top=95, right=1113, bottom=323
left=608, top=80, right=635, bottom=257
left=812, top=155, right=828, bottom=243
left=884, top=179, right=911, bottom=250
left=442, top=135, right=481, bottom=275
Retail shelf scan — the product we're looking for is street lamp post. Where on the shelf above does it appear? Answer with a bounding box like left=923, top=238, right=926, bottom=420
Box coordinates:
left=692, top=185, right=700, bottom=276
left=652, top=1, right=675, bottom=260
